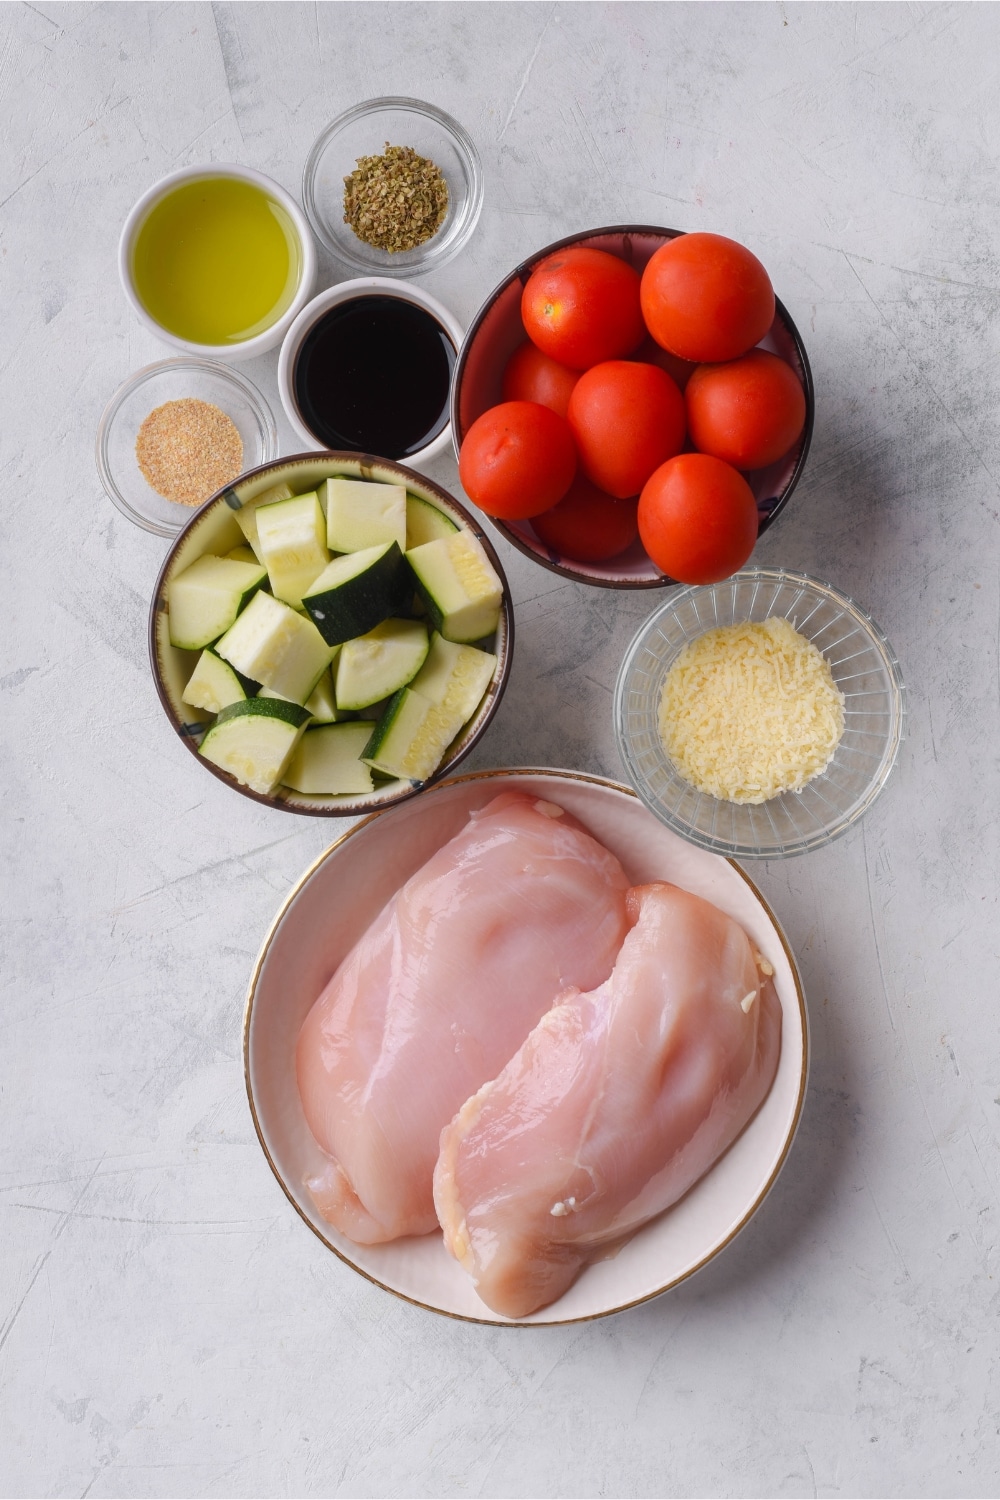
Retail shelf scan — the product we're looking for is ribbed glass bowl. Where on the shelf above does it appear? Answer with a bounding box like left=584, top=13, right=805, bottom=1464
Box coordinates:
left=614, top=569, right=905, bottom=858
left=302, top=98, right=483, bottom=277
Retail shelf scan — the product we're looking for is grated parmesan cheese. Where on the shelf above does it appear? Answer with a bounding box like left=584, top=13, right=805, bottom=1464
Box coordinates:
left=658, top=617, right=845, bottom=805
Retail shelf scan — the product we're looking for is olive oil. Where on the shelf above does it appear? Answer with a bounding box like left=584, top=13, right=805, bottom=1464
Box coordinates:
left=132, top=177, right=301, bottom=345
left=293, top=295, right=454, bottom=458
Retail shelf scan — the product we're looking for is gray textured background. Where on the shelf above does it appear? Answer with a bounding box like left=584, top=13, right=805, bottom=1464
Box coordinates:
left=2, top=3, right=999, bottom=1496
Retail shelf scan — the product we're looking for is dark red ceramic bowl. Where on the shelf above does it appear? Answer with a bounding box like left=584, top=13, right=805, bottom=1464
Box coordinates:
left=451, top=224, right=814, bottom=590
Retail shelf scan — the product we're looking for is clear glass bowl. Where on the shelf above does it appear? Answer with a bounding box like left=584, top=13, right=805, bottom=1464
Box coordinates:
left=96, top=357, right=278, bottom=537
left=614, top=569, right=905, bottom=858
left=302, top=97, right=483, bottom=277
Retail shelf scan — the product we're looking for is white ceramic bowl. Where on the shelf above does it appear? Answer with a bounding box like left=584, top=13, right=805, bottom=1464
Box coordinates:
left=118, top=163, right=317, bottom=360
left=277, top=278, right=464, bottom=465
left=244, top=768, right=808, bottom=1325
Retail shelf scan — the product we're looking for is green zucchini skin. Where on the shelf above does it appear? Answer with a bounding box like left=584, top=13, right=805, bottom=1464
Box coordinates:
left=302, top=542, right=409, bottom=647
left=360, top=687, right=456, bottom=783
left=404, top=532, right=503, bottom=644
left=199, top=697, right=311, bottom=795
left=360, top=688, right=418, bottom=767
left=211, top=697, right=310, bottom=731
left=404, top=494, right=459, bottom=550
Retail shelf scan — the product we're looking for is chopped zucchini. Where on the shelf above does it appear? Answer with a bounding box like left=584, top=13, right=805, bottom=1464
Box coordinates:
left=303, top=663, right=343, bottom=723
left=232, top=479, right=297, bottom=562
left=405, top=531, right=503, bottom=644
left=405, top=493, right=459, bottom=550
left=181, top=649, right=247, bottom=714
left=335, top=618, right=430, bottom=711
left=282, top=723, right=375, bottom=795
left=215, top=591, right=332, bottom=706
left=226, top=544, right=260, bottom=565
left=354, top=697, right=389, bottom=721
left=199, top=697, right=309, bottom=794
left=359, top=629, right=496, bottom=781
left=322, top=477, right=407, bottom=554
left=410, top=632, right=497, bottom=719
left=302, top=542, right=407, bottom=646
left=361, top=689, right=435, bottom=781
left=361, top=685, right=471, bottom=783
left=256, top=491, right=330, bottom=608
left=167, top=554, right=267, bottom=651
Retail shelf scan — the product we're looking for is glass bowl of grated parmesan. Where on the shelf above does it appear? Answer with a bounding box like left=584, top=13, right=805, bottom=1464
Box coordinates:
left=614, top=569, right=905, bottom=858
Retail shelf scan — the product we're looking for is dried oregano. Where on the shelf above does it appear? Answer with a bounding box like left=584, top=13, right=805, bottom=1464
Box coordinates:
left=343, top=143, right=448, bottom=253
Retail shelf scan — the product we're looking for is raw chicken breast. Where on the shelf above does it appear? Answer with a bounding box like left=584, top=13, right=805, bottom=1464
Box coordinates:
left=434, top=881, right=782, bottom=1318
left=296, top=792, right=630, bottom=1244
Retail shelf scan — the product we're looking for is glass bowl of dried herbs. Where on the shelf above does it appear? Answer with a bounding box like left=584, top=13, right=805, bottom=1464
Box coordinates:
left=302, top=98, right=484, bottom=277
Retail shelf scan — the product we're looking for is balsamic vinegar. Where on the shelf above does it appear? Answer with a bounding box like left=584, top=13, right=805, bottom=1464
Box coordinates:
left=293, top=294, right=455, bottom=458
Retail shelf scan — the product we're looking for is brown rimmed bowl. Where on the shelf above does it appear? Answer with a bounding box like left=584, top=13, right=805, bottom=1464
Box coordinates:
left=148, top=453, right=514, bottom=816
left=244, top=767, right=808, bottom=1325
left=451, top=224, right=815, bottom=590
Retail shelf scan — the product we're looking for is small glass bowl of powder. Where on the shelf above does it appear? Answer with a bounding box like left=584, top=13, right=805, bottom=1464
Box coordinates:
left=97, top=357, right=277, bottom=537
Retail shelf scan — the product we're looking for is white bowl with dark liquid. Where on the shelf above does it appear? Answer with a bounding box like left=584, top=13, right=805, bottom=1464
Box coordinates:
left=277, top=278, right=464, bottom=467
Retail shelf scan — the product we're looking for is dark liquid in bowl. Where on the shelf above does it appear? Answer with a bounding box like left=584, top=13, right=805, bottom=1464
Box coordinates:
left=293, top=295, right=455, bottom=458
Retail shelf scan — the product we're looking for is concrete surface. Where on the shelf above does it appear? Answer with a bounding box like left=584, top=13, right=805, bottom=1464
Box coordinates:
left=2, top=3, right=999, bottom=1496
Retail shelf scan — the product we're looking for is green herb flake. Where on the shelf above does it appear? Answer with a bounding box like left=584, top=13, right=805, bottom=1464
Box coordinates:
left=343, top=143, right=449, bottom=254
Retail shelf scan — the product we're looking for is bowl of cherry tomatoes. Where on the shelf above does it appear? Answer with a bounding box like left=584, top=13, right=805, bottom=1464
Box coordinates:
left=451, top=225, right=814, bottom=589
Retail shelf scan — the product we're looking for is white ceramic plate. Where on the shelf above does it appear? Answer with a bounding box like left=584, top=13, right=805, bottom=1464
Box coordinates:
left=244, top=768, right=808, bottom=1325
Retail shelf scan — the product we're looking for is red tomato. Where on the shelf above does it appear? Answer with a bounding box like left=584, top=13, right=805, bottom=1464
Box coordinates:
left=567, top=361, right=686, bottom=499
left=685, top=350, right=806, bottom=469
left=458, top=401, right=576, bottom=520
left=531, top=475, right=639, bottom=563
left=521, top=247, right=645, bottom=370
left=501, top=342, right=579, bottom=418
left=638, top=453, right=758, bottom=584
left=640, top=233, right=775, bottom=363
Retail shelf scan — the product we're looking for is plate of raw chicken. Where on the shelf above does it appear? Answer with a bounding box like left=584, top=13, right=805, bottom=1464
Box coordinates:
left=244, top=769, right=807, bottom=1324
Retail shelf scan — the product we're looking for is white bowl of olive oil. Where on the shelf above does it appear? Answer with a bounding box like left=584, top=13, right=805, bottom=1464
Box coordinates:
left=119, top=163, right=317, bottom=361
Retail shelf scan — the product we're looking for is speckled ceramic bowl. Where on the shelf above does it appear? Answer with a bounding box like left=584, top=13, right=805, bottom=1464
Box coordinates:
left=244, top=768, right=808, bottom=1325
left=451, top=224, right=814, bottom=589
left=149, top=453, right=513, bottom=816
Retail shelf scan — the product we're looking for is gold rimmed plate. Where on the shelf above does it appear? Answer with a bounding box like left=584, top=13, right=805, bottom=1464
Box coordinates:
left=244, top=768, right=808, bottom=1324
